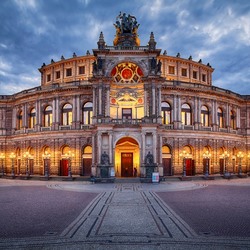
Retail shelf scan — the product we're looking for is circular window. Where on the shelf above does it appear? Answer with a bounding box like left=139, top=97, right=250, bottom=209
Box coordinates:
left=111, top=63, right=143, bottom=84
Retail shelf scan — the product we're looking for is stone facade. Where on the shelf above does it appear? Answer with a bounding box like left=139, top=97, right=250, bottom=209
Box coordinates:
left=0, top=13, right=250, bottom=178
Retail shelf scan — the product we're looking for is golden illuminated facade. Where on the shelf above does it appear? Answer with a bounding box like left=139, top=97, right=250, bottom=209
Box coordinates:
left=0, top=13, right=250, bottom=179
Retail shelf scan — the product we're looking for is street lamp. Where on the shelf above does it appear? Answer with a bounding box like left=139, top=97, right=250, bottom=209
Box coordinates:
left=237, top=151, right=244, bottom=176
left=42, top=151, right=51, bottom=179
left=65, top=151, right=74, bottom=178
left=10, top=152, right=16, bottom=178
left=23, top=151, right=31, bottom=177
left=179, top=150, right=190, bottom=177
left=203, top=150, right=211, bottom=178
left=0, top=153, right=5, bottom=176
left=221, top=151, right=230, bottom=177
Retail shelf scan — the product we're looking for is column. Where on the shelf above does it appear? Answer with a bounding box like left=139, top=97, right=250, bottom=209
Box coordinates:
left=98, top=86, right=102, bottom=116
left=52, top=99, right=56, bottom=123
left=56, top=98, right=59, bottom=124
left=109, top=132, right=113, bottom=164
left=158, top=86, right=162, bottom=117
left=152, top=83, right=156, bottom=116
left=23, top=103, right=27, bottom=128
left=106, top=86, right=110, bottom=117
left=12, top=107, right=16, bottom=131
left=236, top=107, right=240, bottom=128
left=144, top=87, right=148, bottom=117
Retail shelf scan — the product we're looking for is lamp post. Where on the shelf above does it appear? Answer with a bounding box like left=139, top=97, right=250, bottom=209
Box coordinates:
left=42, top=151, right=51, bottom=179
left=222, top=151, right=230, bottom=177
left=203, top=150, right=211, bottom=178
left=0, top=153, right=5, bottom=176
left=10, top=152, right=16, bottom=178
left=23, top=151, right=30, bottom=177
left=65, top=151, right=74, bottom=178
left=237, top=151, right=244, bottom=176
left=180, top=150, right=190, bottom=177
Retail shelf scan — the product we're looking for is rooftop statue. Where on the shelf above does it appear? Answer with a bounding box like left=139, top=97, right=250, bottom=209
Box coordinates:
left=113, top=12, right=140, bottom=46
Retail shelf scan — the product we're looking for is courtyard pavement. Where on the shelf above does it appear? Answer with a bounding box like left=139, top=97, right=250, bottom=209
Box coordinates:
left=0, top=177, right=250, bottom=249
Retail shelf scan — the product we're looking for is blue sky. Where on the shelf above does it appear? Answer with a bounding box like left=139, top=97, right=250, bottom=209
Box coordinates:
left=0, top=0, right=249, bottom=95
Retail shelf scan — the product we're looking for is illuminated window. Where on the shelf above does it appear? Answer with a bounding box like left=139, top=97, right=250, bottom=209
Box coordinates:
left=83, top=102, right=93, bottom=124
left=44, top=106, right=53, bottom=127
left=161, top=102, right=171, bottom=124
left=181, top=103, right=192, bottom=125
left=169, top=66, right=175, bottom=74
left=181, top=68, right=187, bottom=77
left=217, top=108, right=224, bottom=128
left=230, top=110, right=236, bottom=129
left=201, top=105, right=209, bottom=127
left=17, top=110, right=23, bottom=130
left=62, top=103, right=72, bottom=125
left=122, top=108, right=132, bottom=119
left=29, top=108, right=36, bottom=128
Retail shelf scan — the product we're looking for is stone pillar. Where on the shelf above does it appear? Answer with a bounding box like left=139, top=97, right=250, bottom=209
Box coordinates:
left=152, top=83, right=156, bottom=116
left=106, top=86, right=110, bottom=118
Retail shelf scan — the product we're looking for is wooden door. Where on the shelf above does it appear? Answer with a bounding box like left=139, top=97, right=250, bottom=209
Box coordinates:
left=60, top=159, right=68, bottom=176
left=82, top=158, right=92, bottom=176
left=185, top=158, right=193, bottom=176
left=29, top=159, right=34, bottom=175
left=121, top=153, right=133, bottom=177
left=162, top=158, right=172, bottom=176
left=220, top=158, right=224, bottom=174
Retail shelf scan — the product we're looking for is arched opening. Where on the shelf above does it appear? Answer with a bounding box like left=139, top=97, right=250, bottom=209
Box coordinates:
left=181, top=145, right=194, bottom=176
left=115, top=137, right=139, bottom=177
left=162, top=145, right=172, bottom=176
left=82, top=145, right=92, bottom=176
left=60, top=145, right=71, bottom=176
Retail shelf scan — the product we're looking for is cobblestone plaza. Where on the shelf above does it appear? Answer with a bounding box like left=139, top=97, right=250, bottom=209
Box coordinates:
left=0, top=178, right=250, bottom=249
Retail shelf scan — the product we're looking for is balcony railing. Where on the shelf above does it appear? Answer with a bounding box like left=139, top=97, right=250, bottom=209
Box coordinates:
left=111, top=119, right=142, bottom=125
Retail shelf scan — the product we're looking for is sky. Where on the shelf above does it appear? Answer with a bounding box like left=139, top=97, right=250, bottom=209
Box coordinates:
left=0, top=0, right=249, bottom=95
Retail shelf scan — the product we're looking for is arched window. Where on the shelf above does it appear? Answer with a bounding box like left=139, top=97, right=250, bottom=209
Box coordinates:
left=62, top=104, right=72, bottom=126
left=201, top=105, right=209, bottom=127
left=17, top=110, right=23, bottom=130
left=161, top=102, right=171, bottom=125
left=29, top=108, right=36, bottom=128
left=181, top=103, right=192, bottom=125
left=44, top=106, right=53, bottom=127
left=230, top=110, right=236, bottom=130
left=83, top=102, right=93, bottom=125
left=217, top=108, right=224, bottom=128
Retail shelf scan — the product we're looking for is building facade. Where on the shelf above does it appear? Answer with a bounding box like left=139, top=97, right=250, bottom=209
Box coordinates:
left=0, top=13, right=250, bottom=178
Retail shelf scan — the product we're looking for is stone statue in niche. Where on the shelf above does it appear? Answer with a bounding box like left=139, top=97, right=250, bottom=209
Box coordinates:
left=101, top=151, right=109, bottom=165
left=145, top=151, right=154, bottom=165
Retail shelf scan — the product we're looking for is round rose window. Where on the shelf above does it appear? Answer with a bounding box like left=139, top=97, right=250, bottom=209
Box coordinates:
left=111, top=62, right=143, bottom=84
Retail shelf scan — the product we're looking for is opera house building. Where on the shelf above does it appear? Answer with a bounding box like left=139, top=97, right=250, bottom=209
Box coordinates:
left=0, top=13, right=249, bottom=180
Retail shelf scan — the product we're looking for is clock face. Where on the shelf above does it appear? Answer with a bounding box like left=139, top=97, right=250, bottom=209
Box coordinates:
left=111, top=62, right=143, bottom=84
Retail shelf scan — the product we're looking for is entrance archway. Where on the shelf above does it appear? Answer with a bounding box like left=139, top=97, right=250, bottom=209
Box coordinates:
left=115, top=137, right=140, bottom=177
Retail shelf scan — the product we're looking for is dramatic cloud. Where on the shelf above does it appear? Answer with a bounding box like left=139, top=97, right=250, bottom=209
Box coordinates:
left=0, top=0, right=249, bottom=95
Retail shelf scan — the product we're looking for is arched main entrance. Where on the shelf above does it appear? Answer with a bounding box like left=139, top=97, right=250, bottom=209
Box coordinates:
left=115, top=137, right=140, bottom=177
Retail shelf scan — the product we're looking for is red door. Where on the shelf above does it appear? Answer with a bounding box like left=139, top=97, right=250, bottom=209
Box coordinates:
left=185, top=158, right=193, bottom=176
left=121, top=153, right=133, bottom=177
left=162, top=158, right=172, bottom=176
left=60, top=159, right=68, bottom=176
